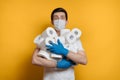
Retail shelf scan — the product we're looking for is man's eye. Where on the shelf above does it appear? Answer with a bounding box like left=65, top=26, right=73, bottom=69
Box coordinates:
left=61, top=16, right=65, bottom=19
left=53, top=17, right=58, bottom=20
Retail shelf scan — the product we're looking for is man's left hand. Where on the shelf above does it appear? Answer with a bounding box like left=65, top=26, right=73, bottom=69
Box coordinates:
left=46, top=39, right=69, bottom=57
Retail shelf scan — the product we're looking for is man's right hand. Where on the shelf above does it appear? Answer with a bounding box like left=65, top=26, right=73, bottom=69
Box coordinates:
left=57, top=57, right=76, bottom=69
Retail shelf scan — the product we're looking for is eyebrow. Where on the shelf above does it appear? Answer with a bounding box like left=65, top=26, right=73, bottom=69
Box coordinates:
left=53, top=15, right=58, bottom=18
left=53, top=15, right=65, bottom=17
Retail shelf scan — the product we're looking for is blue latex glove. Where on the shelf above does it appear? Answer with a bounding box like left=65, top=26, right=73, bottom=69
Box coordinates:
left=46, top=39, right=69, bottom=57
left=57, top=57, right=76, bottom=69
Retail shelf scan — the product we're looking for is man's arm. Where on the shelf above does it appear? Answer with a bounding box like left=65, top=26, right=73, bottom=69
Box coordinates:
left=46, top=39, right=88, bottom=65
left=67, top=50, right=87, bottom=65
left=32, top=48, right=57, bottom=68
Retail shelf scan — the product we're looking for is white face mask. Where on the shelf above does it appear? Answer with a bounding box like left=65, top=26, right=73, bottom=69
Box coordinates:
left=53, top=19, right=66, bottom=30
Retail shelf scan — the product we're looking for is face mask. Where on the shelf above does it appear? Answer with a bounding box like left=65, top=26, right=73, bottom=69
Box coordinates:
left=53, top=19, right=66, bottom=30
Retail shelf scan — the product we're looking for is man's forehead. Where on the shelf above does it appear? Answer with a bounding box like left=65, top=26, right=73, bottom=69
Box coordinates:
left=53, top=12, right=65, bottom=16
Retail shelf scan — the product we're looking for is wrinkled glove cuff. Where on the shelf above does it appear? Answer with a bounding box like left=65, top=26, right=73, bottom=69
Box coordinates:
left=63, top=48, right=69, bottom=57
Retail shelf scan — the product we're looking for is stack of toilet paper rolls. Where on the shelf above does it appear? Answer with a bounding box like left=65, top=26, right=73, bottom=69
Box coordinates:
left=34, top=27, right=82, bottom=61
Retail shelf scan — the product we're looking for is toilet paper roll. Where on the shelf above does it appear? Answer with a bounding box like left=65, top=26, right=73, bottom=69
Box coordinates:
left=65, top=32, right=76, bottom=44
left=74, top=40, right=84, bottom=51
left=33, top=35, right=44, bottom=48
left=40, top=37, right=55, bottom=51
left=60, top=29, right=70, bottom=36
left=34, top=35, right=41, bottom=44
left=64, top=44, right=70, bottom=50
left=45, top=37, right=55, bottom=46
left=37, top=50, right=50, bottom=59
left=38, top=50, right=56, bottom=61
left=41, top=27, right=57, bottom=38
left=55, top=36, right=65, bottom=44
left=64, top=44, right=78, bottom=53
left=50, top=53, right=62, bottom=59
left=71, top=28, right=82, bottom=39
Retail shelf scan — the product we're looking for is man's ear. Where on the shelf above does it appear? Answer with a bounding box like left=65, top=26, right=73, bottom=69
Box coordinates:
left=66, top=20, right=68, bottom=25
left=51, top=20, right=54, bottom=25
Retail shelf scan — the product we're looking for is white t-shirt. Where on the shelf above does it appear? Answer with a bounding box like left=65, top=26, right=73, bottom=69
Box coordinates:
left=33, top=28, right=85, bottom=80
left=43, top=67, right=75, bottom=80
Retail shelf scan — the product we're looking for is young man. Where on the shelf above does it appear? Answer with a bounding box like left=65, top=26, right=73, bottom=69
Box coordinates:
left=32, top=7, right=87, bottom=80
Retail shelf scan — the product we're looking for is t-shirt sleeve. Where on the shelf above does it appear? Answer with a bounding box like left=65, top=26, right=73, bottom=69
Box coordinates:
left=76, top=39, right=84, bottom=51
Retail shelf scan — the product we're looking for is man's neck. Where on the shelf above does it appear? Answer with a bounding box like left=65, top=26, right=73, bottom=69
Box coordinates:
left=55, top=30, right=60, bottom=36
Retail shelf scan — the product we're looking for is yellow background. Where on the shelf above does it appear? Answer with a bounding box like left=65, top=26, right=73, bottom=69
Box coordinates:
left=0, top=0, right=120, bottom=80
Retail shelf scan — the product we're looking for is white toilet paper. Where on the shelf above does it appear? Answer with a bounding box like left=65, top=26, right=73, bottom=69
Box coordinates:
left=34, top=35, right=41, bottom=44
left=45, top=37, right=55, bottom=46
left=64, top=44, right=70, bottom=50
left=65, top=32, right=76, bottom=44
left=50, top=53, right=62, bottom=59
left=37, top=50, right=50, bottom=59
left=33, top=35, right=44, bottom=48
left=39, top=37, right=55, bottom=50
left=34, top=27, right=83, bottom=61
left=74, top=40, right=84, bottom=51
left=64, top=43, right=78, bottom=53
left=36, top=36, right=62, bottom=59
left=37, top=50, right=56, bottom=61
left=71, top=28, right=82, bottom=39
left=54, top=36, right=65, bottom=44
left=60, top=29, right=70, bottom=36
left=41, top=27, right=57, bottom=38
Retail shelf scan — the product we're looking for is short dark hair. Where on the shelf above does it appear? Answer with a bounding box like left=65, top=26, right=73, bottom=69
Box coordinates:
left=51, top=7, right=68, bottom=21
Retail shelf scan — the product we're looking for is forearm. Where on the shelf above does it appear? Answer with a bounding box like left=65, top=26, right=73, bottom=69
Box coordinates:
left=32, top=48, right=57, bottom=68
left=32, top=56, right=57, bottom=68
left=67, top=50, right=87, bottom=65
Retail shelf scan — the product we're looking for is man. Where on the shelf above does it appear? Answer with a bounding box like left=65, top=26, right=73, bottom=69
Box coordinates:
left=32, top=7, right=87, bottom=80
